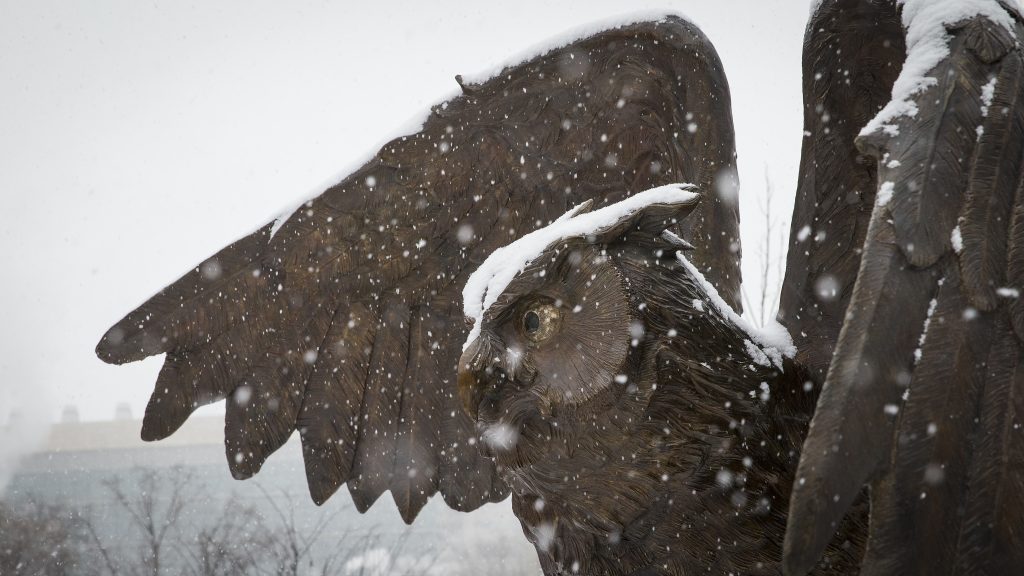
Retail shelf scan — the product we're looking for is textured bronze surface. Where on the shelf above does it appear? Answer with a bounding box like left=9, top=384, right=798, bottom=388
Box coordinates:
left=96, top=4, right=1024, bottom=575
left=96, top=16, right=741, bottom=526
left=784, top=2, right=1024, bottom=575
left=458, top=197, right=867, bottom=574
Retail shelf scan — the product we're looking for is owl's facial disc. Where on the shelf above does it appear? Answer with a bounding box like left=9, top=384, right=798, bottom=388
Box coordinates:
left=458, top=186, right=700, bottom=464
left=457, top=243, right=633, bottom=428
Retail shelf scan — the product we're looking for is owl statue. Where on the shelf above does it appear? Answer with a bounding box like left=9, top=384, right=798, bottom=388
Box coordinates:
left=94, top=1, right=1024, bottom=575
left=456, top=184, right=862, bottom=575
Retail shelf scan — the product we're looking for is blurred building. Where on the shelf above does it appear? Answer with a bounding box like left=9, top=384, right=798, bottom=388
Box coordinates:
left=4, top=412, right=537, bottom=575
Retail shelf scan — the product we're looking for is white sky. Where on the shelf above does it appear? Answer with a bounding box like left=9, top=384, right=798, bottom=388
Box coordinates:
left=0, top=0, right=809, bottom=425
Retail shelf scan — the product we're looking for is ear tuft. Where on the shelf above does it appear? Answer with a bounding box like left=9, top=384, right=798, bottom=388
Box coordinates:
left=558, top=199, right=595, bottom=222
left=661, top=230, right=696, bottom=250
left=588, top=192, right=700, bottom=245
left=571, top=199, right=595, bottom=216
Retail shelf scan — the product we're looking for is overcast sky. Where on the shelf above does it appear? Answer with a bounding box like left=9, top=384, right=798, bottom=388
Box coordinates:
left=0, top=0, right=810, bottom=427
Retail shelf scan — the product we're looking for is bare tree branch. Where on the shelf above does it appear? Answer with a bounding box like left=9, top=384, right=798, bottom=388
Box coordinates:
left=742, top=166, right=790, bottom=328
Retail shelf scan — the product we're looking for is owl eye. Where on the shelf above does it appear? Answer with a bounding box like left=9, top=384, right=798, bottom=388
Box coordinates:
left=524, top=310, right=541, bottom=332
left=520, top=304, right=560, bottom=343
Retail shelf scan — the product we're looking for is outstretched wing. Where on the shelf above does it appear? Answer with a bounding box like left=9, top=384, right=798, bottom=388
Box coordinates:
left=782, top=1, right=1024, bottom=574
left=777, top=0, right=905, bottom=382
left=95, top=16, right=742, bottom=523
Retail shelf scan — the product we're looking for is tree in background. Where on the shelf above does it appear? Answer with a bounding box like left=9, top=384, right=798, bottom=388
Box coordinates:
left=6, top=464, right=528, bottom=575
left=256, top=485, right=347, bottom=576
left=80, top=467, right=401, bottom=576
left=742, top=168, right=789, bottom=328
left=180, top=498, right=271, bottom=576
left=85, top=466, right=193, bottom=576
left=0, top=499, right=91, bottom=575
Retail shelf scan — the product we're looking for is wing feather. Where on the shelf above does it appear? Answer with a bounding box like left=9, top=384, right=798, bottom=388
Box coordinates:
left=783, top=210, right=942, bottom=570
left=298, top=301, right=378, bottom=504
left=347, top=297, right=410, bottom=511
left=854, top=266, right=993, bottom=575
left=778, top=0, right=905, bottom=381
left=1007, top=198, right=1024, bottom=337
left=225, top=287, right=341, bottom=478
left=783, top=4, right=1024, bottom=574
left=388, top=305, right=445, bottom=523
left=142, top=320, right=263, bottom=441
left=96, top=224, right=273, bottom=364
left=879, top=32, right=989, bottom=268
left=953, top=318, right=1023, bottom=575
left=960, top=50, right=1024, bottom=309
left=96, top=17, right=741, bottom=522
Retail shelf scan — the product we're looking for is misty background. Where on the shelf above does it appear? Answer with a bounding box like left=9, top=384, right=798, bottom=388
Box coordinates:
left=0, top=0, right=810, bottom=568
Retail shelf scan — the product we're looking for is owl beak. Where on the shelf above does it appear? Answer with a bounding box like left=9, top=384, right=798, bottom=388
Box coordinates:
left=458, top=338, right=486, bottom=421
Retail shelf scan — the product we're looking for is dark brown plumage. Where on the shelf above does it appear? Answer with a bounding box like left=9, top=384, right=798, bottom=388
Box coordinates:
left=457, top=196, right=866, bottom=575
left=93, top=3, right=1024, bottom=575
left=783, top=2, right=1024, bottom=575
left=778, top=0, right=905, bottom=382
left=95, top=16, right=741, bottom=525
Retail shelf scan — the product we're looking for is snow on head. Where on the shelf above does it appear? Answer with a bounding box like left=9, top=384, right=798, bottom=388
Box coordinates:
left=859, top=0, right=1018, bottom=138
left=462, top=184, right=698, bottom=350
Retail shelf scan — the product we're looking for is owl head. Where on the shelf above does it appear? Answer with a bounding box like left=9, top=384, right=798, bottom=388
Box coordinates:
left=458, top=184, right=705, bottom=467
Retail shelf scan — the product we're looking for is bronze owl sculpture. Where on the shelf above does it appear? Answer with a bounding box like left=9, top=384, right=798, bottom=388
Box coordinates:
left=95, top=1, right=1024, bottom=574
left=455, top=185, right=863, bottom=574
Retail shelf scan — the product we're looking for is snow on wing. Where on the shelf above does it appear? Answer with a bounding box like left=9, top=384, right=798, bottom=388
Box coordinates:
left=94, top=16, right=742, bottom=523
left=783, top=1, right=1024, bottom=574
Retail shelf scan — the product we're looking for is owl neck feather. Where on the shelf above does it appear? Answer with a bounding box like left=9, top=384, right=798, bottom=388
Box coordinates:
left=508, top=244, right=866, bottom=575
